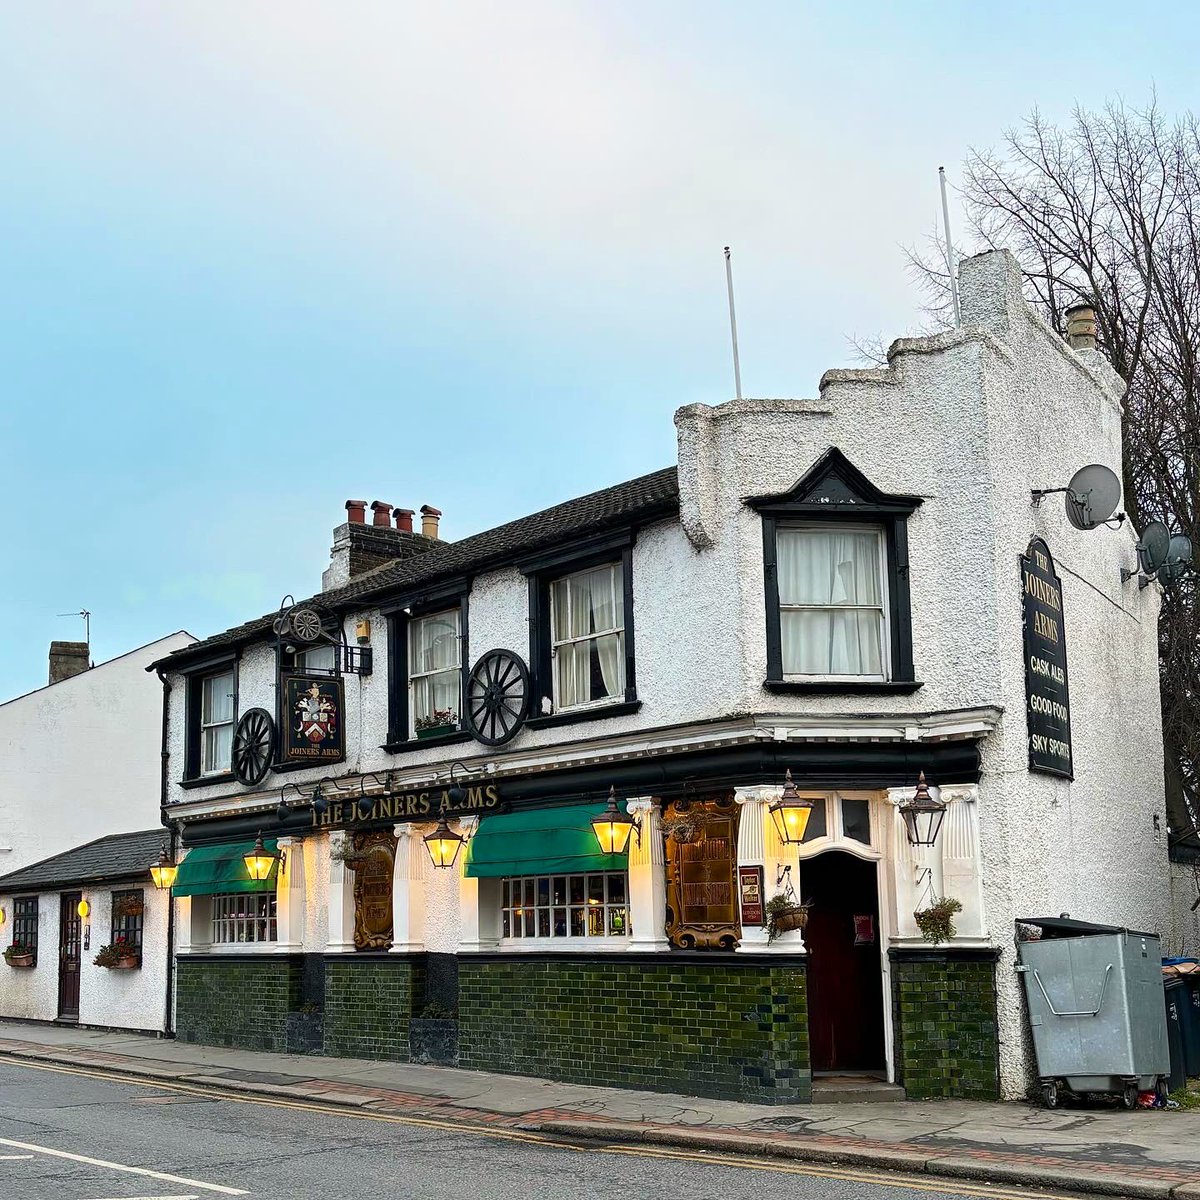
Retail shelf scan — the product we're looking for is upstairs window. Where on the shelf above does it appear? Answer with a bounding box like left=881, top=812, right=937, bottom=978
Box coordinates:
left=550, top=563, right=626, bottom=710
left=295, top=643, right=337, bottom=674
left=410, top=609, right=462, bottom=735
left=200, top=669, right=236, bottom=776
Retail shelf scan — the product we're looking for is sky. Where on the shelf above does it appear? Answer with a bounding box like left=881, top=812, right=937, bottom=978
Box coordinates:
left=1, top=1, right=1197, bottom=699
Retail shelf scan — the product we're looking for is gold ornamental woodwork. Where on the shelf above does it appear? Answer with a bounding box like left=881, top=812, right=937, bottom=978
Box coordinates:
left=664, top=794, right=740, bottom=950
left=352, top=830, right=397, bottom=950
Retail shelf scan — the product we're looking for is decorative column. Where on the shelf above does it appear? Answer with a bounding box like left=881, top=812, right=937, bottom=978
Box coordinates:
left=626, top=798, right=668, bottom=951
left=174, top=895, right=198, bottom=954
left=939, top=785, right=987, bottom=941
left=325, top=830, right=356, bottom=953
left=274, top=836, right=304, bottom=952
left=456, top=817, right=499, bottom=952
left=735, top=785, right=803, bottom=953
left=390, top=825, right=426, bottom=953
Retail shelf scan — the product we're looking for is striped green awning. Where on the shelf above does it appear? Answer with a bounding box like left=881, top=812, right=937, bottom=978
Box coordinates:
left=464, top=803, right=628, bottom=878
left=172, top=839, right=278, bottom=897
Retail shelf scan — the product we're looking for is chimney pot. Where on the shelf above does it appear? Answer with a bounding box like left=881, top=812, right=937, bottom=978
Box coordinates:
left=394, top=507, right=415, bottom=533
left=420, top=505, right=442, bottom=539
left=1064, top=303, right=1097, bottom=352
left=370, top=500, right=393, bottom=528
left=345, top=499, right=367, bottom=525
left=48, top=641, right=90, bottom=685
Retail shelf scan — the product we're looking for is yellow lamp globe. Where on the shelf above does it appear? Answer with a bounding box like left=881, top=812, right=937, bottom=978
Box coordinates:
left=149, top=848, right=178, bottom=891
left=590, top=787, right=637, bottom=856
left=423, top=817, right=465, bottom=870
left=76, top=898, right=90, bottom=920
left=242, top=833, right=278, bottom=883
left=768, top=770, right=815, bottom=845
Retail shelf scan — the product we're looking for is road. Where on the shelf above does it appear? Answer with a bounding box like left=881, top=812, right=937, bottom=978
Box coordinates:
left=0, top=1056, right=1075, bottom=1200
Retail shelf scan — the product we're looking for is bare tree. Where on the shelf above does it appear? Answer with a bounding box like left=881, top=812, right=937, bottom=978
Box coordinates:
left=912, top=101, right=1200, bottom=845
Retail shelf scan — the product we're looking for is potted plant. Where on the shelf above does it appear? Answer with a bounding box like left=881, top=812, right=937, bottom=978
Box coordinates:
left=416, top=709, right=457, bottom=740
left=3, top=942, right=35, bottom=968
left=766, top=893, right=812, bottom=943
left=116, top=894, right=145, bottom=918
left=94, top=937, right=140, bottom=969
left=660, top=812, right=704, bottom=844
left=914, top=896, right=963, bottom=944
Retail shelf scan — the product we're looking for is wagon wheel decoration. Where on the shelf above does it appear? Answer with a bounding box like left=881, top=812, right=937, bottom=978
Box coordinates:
left=231, top=708, right=276, bottom=785
left=464, top=649, right=530, bottom=746
left=290, top=607, right=324, bottom=643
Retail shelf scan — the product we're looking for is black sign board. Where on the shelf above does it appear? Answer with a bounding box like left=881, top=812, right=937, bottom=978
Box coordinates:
left=283, top=675, right=345, bottom=765
left=1021, top=538, right=1073, bottom=779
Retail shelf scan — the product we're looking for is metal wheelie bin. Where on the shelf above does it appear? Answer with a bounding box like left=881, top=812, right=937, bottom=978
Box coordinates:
left=1016, top=917, right=1170, bottom=1108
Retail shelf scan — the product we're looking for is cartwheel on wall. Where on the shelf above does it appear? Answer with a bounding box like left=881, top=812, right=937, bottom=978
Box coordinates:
left=890, top=948, right=1001, bottom=1099
left=458, top=954, right=810, bottom=1104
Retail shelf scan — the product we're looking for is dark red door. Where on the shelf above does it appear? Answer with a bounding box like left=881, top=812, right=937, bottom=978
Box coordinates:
left=58, top=893, right=82, bottom=1021
left=802, top=852, right=884, bottom=1072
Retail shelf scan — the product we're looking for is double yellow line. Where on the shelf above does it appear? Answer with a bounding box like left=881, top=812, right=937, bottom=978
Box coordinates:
left=0, top=1054, right=1075, bottom=1200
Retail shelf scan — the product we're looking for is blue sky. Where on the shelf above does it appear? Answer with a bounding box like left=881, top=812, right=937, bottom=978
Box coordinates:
left=1, top=1, right=1196, bottom=697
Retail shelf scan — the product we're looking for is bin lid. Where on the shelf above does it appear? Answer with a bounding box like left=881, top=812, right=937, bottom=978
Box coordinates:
left=1017, top=916, right=1159, bottom=939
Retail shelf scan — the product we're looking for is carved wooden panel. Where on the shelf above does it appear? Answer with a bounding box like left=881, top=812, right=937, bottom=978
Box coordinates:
left=664, top=794, right=740, bottom=950
left=352, top=830, right=397, bottom=950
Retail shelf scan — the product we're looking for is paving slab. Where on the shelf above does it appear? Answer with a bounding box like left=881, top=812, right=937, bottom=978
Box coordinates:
left=927, top=1155, right=1177, bottom=1198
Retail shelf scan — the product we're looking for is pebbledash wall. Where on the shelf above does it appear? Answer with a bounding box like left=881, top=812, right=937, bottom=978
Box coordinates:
left=163, top=251, right=1169, bottom=1103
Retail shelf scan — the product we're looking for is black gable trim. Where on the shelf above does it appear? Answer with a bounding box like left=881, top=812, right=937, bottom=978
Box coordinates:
left=745, top=447, right=923, bottom=516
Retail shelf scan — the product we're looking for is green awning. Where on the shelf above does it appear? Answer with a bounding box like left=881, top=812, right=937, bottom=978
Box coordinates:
left=464, top=803, right=629, bottom=878
left=172, top=839, right=278, bottom=897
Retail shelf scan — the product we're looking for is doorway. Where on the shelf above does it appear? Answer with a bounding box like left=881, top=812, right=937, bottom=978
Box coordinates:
left=58, top=892, right=82, bottom=1022
left=801, top=851, right=885, bottom=1073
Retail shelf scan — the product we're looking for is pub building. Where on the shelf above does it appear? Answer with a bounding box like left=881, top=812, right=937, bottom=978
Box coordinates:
left=151, top=252, right=1170, bottom=1104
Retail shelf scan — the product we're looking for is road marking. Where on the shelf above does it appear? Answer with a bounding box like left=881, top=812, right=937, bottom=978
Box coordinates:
left=77, top=1196, right=199, bottom=1199
left=0, top=1054, right=1084, bottom=1200
left=0, top=1137, right=246, bottom=1196
left=0, top=1153, right=34, bottom=1159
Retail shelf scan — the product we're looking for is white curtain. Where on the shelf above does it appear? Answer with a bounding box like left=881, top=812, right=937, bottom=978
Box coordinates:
left=202, top=671, right=234, bottom=772
left=411, top=612, right=460, bottom=720
left=552, top=565, right=625, bottom=706
left=777, top=530, right=884, bottom=675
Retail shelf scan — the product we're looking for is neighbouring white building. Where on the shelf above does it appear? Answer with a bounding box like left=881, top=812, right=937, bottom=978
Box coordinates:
left=147, top=250, right=1170, bottom=1102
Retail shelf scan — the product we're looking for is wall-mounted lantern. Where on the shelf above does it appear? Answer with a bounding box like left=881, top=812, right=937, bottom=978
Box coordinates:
left=899, top=771, right=947, bottom=847
left=149, top=847, right=178, bottom=891
left=424, top=816, right=465, bottom=870
left=590, top=786, right=639, bottom=855
left=76, top=898, right=90, bottom=920
left=243, top=832, right=280, bottom=882
left=768, top=770, right=816, bottom=844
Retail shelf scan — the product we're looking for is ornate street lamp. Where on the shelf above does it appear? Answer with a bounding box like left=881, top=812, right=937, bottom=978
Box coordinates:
left=243, top=832, right=279, bottom=882
left=768, top=770, right=816, bottom=844
left=899, top=771, right=947, bottom=847
left=424, top=816, right=465, bottom=870
left=149, top=847, right=178, bottom=891
left=590, top=786, right=639, bottom=856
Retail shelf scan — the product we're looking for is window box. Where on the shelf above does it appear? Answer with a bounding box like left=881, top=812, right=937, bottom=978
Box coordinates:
left=416, top=719, right=458, bottom=741
left=4, top=952, right=34, bottom=969
left=111, top=956, right=141, bottom=970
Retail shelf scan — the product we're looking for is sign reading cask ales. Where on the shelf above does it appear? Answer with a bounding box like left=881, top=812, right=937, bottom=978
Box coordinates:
left=1021, top=538, right=1073, bottom=779
left=352, top=831, right=396, bottom=950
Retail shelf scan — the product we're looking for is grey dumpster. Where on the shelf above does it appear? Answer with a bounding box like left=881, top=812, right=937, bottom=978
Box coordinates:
left=1016, top=917, right=1169, bottom=1109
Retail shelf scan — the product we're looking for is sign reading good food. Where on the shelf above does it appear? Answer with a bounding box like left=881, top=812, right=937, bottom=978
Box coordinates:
left=284, top=675, right=346, bottom=764
left=1021, top=538, right=1072, bottom=779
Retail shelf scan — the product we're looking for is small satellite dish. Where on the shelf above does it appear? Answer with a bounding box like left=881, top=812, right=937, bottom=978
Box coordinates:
left=1157, top=533, right=1194, bottom=585
left=1065, top=464, right=1122, bottom=531
left=1137, top=521, right=1171, bottom=576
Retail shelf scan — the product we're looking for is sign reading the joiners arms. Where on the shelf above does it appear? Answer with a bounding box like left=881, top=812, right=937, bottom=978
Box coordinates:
left=1021, top=537, right=1073, bottom=779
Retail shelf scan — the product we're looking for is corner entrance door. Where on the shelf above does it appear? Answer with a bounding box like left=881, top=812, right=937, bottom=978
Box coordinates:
left=802, top=851, right=885, bottom=1073
left=58, top=892, right=82, bottom=1022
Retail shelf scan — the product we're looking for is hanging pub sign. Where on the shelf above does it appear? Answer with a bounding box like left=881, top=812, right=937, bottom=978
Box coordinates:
left=283, top=675, right=346, bottom=765
left=1021, top=538, right=1073, bottom=779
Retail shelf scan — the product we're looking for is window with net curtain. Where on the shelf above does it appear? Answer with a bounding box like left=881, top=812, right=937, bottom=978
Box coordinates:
left=777, top=527, right=887, bottom=677
left=551, top=563, right=625, bottom=708
left=200, top=669, right=235, bottom=775
left=409, top=609, right=461, bottom=730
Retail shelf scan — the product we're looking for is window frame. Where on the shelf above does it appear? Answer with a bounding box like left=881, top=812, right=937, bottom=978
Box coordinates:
left=750, top=448, right=922, bottom=695
left=11, top=896, right=38, bottom=963
left=110, top=888, right=145, bottom=960
left=210, top=891, right=278, bottom=945
left=499, top=870, right=631, bottom=948
left=408, top=607, right=464, bottom=736
left=181, top=655, right=239, bottom=783
left=548, top=561, right=628, bottom=713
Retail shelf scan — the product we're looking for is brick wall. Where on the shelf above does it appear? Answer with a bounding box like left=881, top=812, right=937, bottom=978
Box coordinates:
left=176, top=956, right=303, bottom=1052
left=458, top=954, right=809, bottom=1103
left=891, top=948, right=1000, bottom=1099
left=323, top=955, right=425, bottom=1060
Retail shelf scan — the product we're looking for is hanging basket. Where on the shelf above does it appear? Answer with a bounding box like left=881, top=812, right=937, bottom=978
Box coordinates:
left=772, top=905, right=810, bottom=934
left=117, top=896, right=145, bottom=917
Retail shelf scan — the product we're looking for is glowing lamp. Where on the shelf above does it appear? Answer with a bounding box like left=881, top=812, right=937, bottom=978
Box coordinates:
left=768, top=770, right=816, bottom=844
left=590, top=787, right=638, bottom=856
left=76, top=898, right=90, bottom=920
left=149, top=848, right=178, bottom=891
left=899, top=771, right=946, bottom=847
left=242, top=833, right=278, bottom=882
left=424, top=817, right=465, bottom=870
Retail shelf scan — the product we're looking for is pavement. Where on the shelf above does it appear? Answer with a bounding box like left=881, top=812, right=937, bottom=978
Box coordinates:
left=1, top=1020, right=1199, bottom=1199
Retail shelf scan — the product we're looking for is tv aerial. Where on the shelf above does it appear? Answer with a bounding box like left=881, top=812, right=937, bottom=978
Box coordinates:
left=1031, top=464, right=1124, bottom=531
left=1121, top=521, right=1193, bottom=588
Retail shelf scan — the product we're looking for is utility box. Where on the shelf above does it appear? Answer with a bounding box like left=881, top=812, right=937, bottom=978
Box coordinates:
left=1016, top=917, right=1169, bottom=1108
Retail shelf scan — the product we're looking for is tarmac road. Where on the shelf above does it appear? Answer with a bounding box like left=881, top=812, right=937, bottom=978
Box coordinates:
left=0, top=1057, right=1089, bottom=1200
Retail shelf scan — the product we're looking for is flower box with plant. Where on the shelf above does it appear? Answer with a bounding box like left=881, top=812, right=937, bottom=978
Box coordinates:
left=914, top=896, right=963, bottom=944
left=3, top=942, right=35, bottom=968
left=94, top=937, right=140, bottom=969
left=415, top=709, right=457, bottom=740
left=765, top=893, right=812, bottom=944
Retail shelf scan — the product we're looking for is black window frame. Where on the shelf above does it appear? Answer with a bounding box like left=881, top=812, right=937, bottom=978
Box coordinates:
left=383, top=581, right=472, bottom=753
left=520, top=530, right=641, bottom=730
left=110, top=888, right=144, bottom=959
left=12, top=896, right=38, bottom=963
left=180, top=653, right=239, bottom=786
left=747, top=448, right=923, bottom=695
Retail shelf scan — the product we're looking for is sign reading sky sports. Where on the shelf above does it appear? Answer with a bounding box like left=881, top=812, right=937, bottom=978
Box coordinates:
left=1021, top=538, right=1073, bottom=779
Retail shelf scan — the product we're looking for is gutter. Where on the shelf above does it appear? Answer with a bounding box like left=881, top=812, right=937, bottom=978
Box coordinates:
left=156, top=668, right=176, bottom=1038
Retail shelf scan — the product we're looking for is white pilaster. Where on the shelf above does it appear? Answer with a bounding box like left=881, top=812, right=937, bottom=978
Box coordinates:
left=939, top=785, right=987, bottom=940
left=175, top=895, right=196, bottom=955
left=274, top=837, right=304, bottom=952
left=390, top=825, right=426, bottom=952
left=455, top=818, right=499, bottom=952
left=325, top=830, right=356, bottom=953
left=627, top=798, right=669, bottom=951
left=735, top=785, right=804, bottom=953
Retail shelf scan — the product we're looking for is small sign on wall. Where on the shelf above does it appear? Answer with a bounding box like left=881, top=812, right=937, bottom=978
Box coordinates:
left=738, top=865, right=765, bottom=926
left=283, top=675, right=346, bottom=765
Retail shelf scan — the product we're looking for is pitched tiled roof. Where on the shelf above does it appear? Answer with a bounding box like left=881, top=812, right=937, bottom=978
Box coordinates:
left=153, top=466, right=679, bottom=670
left=0, top=829, right=166, bottom=893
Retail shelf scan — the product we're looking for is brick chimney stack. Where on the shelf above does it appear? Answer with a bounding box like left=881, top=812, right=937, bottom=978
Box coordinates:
left=322, top=498, right=441, bottom=592
left=49, top=641, right=90, bottom=684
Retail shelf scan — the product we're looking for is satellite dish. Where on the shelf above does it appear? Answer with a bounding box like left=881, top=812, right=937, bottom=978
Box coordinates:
left=1065, top=464, right=1122, bottom=531
left=1137, top=521, right=1171, bottom=575
left=1157, top=533, right=1194, bottom=585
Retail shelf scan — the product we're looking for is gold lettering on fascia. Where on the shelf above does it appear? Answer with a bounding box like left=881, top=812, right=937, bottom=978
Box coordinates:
left=311, top=783, right=499, bottom=828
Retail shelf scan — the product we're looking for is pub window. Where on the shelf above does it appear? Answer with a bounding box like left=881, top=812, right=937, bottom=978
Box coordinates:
left=110, top=889, right=145, bottom=955
left=12, top=897, right=37, bottom=962
left=295, top=643, right=337, bottom=673
left=200, top=668, right=236, bottom=776
left=211, top=892, right=277, bottom=945
left=501, top=872, right=628, bottom=941
left=409, top=609, right=462, bottom=735
left=550, top=563, right=626, bottom=710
